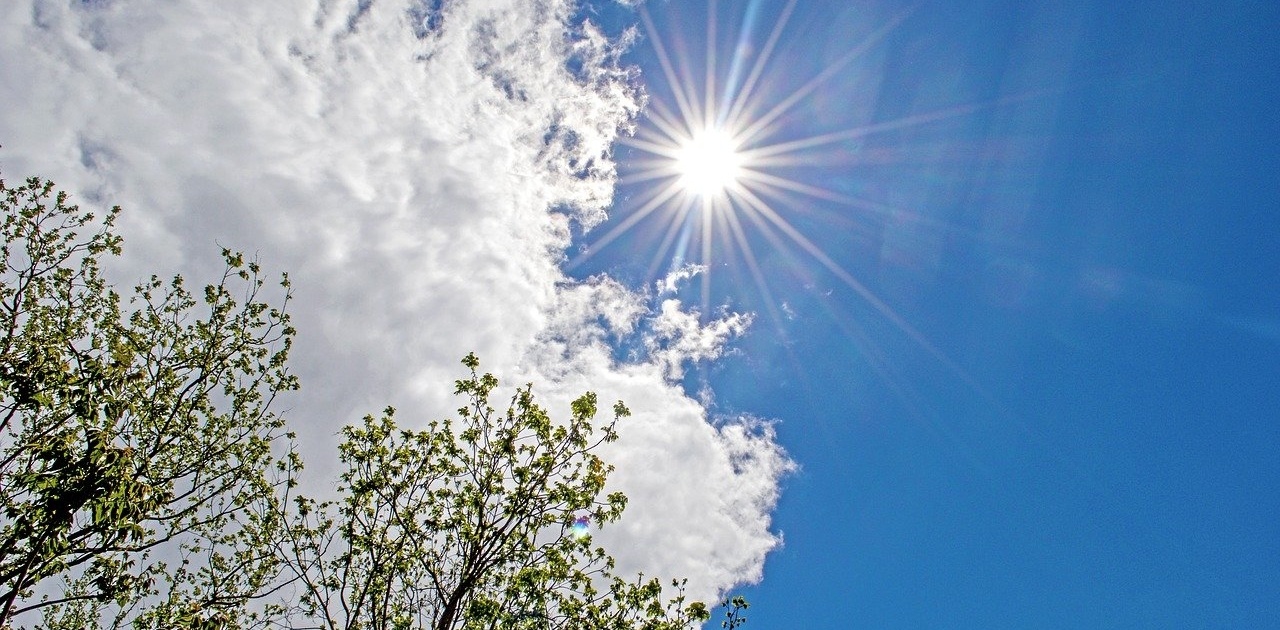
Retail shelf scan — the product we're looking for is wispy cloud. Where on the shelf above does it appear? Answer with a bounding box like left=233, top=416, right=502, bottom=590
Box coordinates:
left=0, top=0, right=787, bottom=599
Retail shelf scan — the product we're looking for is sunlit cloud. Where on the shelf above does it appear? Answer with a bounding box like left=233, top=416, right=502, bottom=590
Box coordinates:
left=0, top=0, right=790, bottom=601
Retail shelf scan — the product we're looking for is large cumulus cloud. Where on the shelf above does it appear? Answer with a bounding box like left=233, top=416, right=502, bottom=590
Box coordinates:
left=0, top=0, right=790, bottom=600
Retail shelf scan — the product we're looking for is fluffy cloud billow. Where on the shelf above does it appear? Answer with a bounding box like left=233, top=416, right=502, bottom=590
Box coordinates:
left=0, top=0, right=789, bottom=601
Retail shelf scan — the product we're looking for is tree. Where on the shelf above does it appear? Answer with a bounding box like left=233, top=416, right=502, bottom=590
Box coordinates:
left=0, top=174, right=299, bottom=628
left=277, top=353, right=712, bottom=630
left=0, top=172, right=743, bottom=629
left=719, top=596, right=748, bottom=630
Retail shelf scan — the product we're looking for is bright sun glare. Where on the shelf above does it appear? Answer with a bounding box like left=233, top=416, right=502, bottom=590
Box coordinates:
left=575, top=1, right=971, bottom=364
left=675, top=128, right=743, bottom=197
left=565, top=1, right=987, bottom=415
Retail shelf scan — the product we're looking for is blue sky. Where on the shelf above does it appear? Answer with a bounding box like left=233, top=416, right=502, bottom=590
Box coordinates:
left=574, top=0, right=1280, bottom=626
left=1, top=0, right=1275, bottom=626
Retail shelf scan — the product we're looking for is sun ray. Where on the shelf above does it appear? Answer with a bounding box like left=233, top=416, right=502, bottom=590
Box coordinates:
left=640, top=7, right=701, bottom=135
left=646, top=198, right=697, bottom=281
left=738, top=169, right=926, bottom=226
left=617, top=167, right=678, bottom=188
left=579, top=2, right=1028, bottom=410
left=700, top=197, right=716, bottom=310
left=617, top=136, right=683, bottom=160
left=736, top=6, right=917, bottom=146
left=705, top=0, right=718, bottom=130
left=720, top=190, right=788, bottom=329
left=717, top=0, right=765, bottom=127
left=744, top=172, right=1022, bottom=253
left=566, top=180, right=684, bottom=269
left=746, top=89, right=1048, bottom=160
left=724, top=0, right=799, bottom=131
left=730, top=184, right=984, bottom=390
left=640, top=100, right=695, bottom=146
left=672, top=209, right=697, bottom=268
left=738, top=168, right=861, bottom=205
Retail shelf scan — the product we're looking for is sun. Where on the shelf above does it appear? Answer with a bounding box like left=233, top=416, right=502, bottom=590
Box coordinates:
left=674, top=127, right=743, bottom=198
left=564, top=0, right=991, bottom=424
left=573, top=0, right=969, bottom=350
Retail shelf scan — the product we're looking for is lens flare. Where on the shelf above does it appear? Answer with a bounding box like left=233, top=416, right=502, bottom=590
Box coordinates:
left=570, top=515, right=590, bottom=539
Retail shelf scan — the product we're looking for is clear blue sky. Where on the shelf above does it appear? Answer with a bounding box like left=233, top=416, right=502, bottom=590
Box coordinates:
left=574, top=0, right=1280, bottom=627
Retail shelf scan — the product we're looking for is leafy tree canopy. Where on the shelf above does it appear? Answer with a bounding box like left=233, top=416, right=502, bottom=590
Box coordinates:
left=0, top=173, right=750, bottom=629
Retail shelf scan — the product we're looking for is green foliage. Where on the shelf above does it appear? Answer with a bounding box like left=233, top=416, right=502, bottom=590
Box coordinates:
left=720, top=595, right=748, bottom=629
left=280, top=354, right=713, bottom=630
left=0, top=173, right=747, bottom=629
left=0, top=175, right=298, bottom=628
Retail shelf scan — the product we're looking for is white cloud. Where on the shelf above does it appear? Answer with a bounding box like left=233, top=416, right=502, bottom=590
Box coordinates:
left=0, top=0, right=787, bottom=602
left=656, top=262, right=706, bottom=295
left=646, top=298, right=753, bottom=382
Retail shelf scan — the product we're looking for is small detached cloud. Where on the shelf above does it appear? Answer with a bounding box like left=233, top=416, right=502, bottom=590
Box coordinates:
left=647, top=299, right=753, bottom=381
left=656, top=262, right=707, bottom=295
left=0, top=0, right=788, bottom=601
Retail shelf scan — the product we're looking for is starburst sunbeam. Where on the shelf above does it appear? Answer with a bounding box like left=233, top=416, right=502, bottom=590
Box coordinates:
left=733, top=6, right=917, bottom=146
left=576, top=1, right=1038, bottom=404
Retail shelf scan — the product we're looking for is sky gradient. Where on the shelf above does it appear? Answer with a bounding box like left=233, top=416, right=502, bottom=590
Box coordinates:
left=1, top=0, right=1277, bottom=627
left=574, top=0, right=1279, bottom=627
